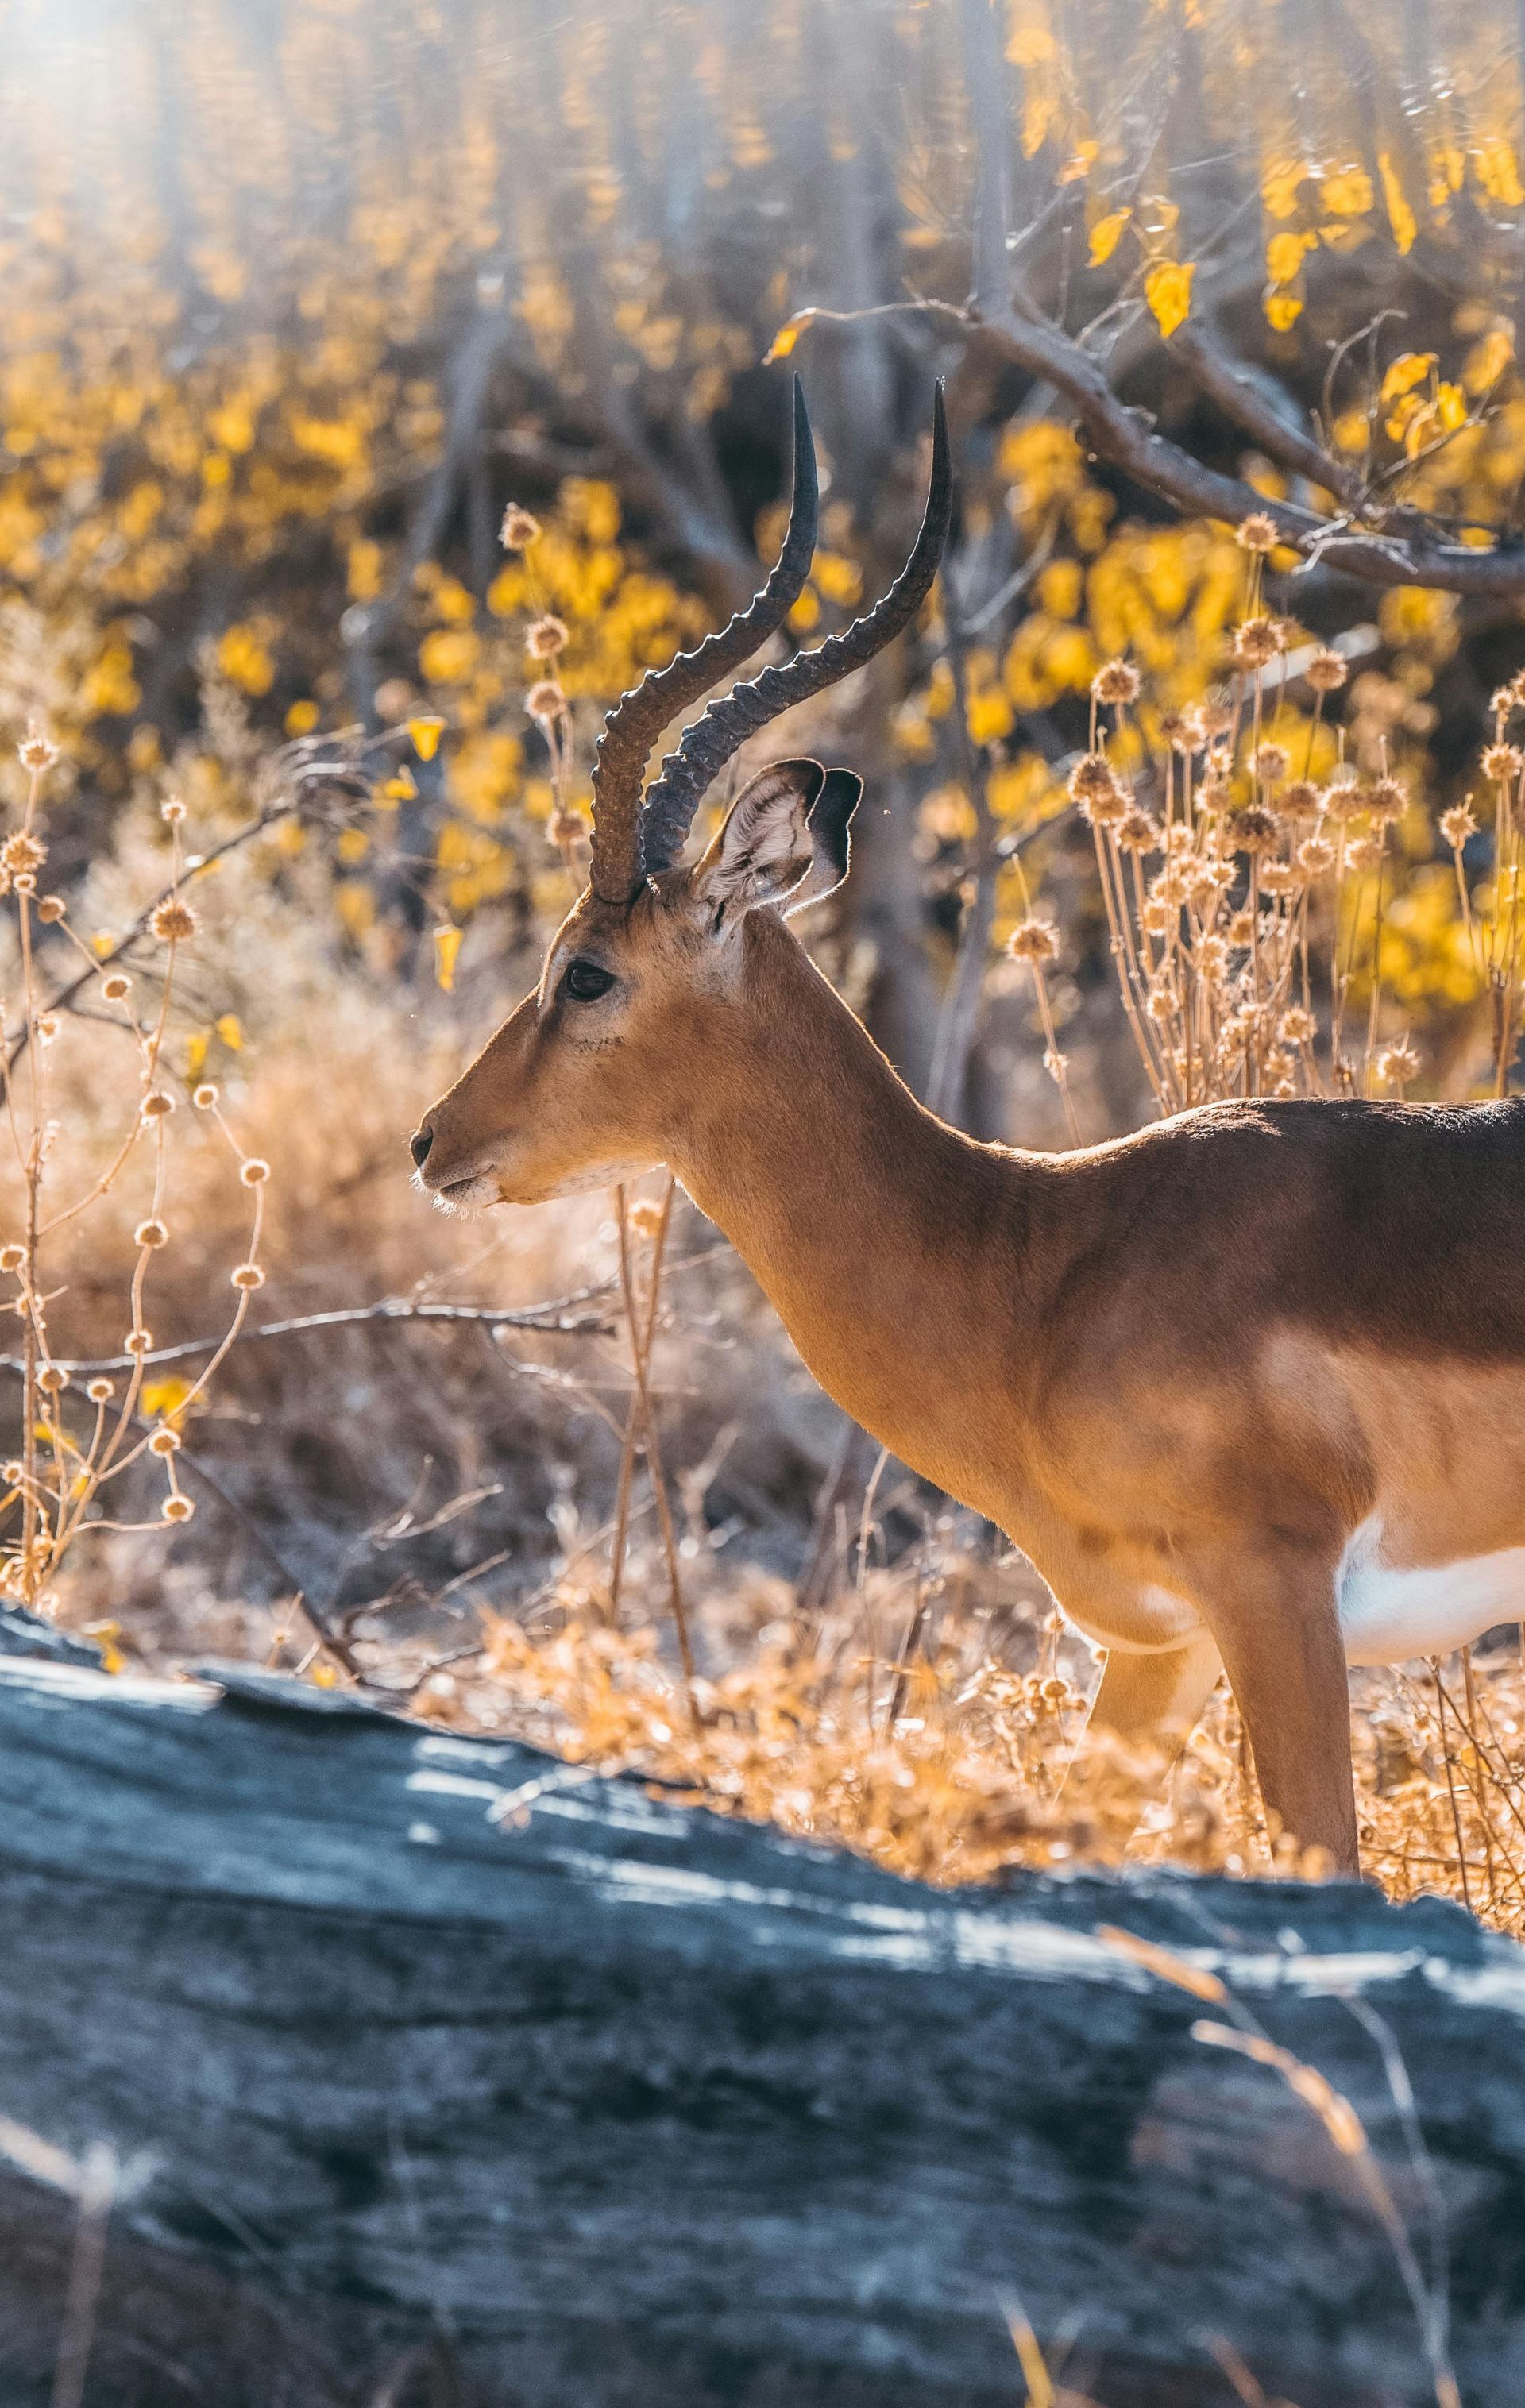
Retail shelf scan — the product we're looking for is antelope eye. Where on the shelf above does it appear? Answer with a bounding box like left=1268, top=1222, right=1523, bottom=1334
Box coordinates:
left=562, top=957, right=615, bottom=1003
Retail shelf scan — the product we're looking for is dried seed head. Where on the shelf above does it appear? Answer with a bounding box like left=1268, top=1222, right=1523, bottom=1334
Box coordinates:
left=1091, top=658, right=1140, bottom=707
left=1236, top=511, right=1280, bottom=554
left=1144, top=982, right=1176, bottom=1023
left=239, top=1157, right=270, bottom=1186
left=1376, top=1036, right=1421, bottom=1089
left=1227, top=805, right=1280, bottom=855
left=1007, top=917, right=1060, bottom=963
left=151, top=897, right=197, bottom=944
left=87, top=1377, right=114, bottom=1403
left=1227, top=907, right=1255, bottom=947
left=0, top=1245, right=22, bottom=1275
left=37, top=1364, right=68, bottom=1393
left=2, top=831, right=45, bottom=876
left=35, top=1013, right=57, bottom=1043
left=1068, top=752, right=1118, bottom=802
left=161, top=1493, right=195, bottom=1523
left=1492, top=685, right=1516, bottom=720
left=1297, top=833, right=1337, bottom=876
left=1347, top=834, right=1385, bottom=872
left=1258, top=858, right=1297, bottom=894
left=2, top=1461, right=22, bottom=1487
left=160, top=795, right=187, bottom=824
left=1232, top=615, right=1282, bottom=668
left=627, top=1198, right=665, bottom=1239
left=133, top=1218, right=169, bottom=1249
left=1324, top=775, right=1363, bottom=822
left=193, top=1082, right=219, bottom=1109
left=1366, top=775, right=1407, bottom=822
left=1280, top=1004, right=1317, bottom=1045
left=124, top=1328, right=153, bottom=1356
left=231, top=1261, right=265, bottom=1290
left=1440, top=801, right=1478, bottom=849
left=148, top=1426, right=180, bottom=1457
left=1195, top=933, right=1230, bottom=978
left=101, top=974, right=131, bottom=1002
left=37, top=894, right=64, bottom=923
left=1253, top=742, right=1291, bottom=785
left=500, top=504, right=542, bottom=550
left=1280, top=779, right=1321, bottom=816
left=1482, top=742, right=1523, bottom=783
left=1116, top=808, right=1160, bottom=853
left=526, top=679, right=566, bottom=723
left=1306, top=646, right=1349, bottom=694
left=525, top=615, right=569, bottom=662
left=548, top=807, right=585, bottom=848
left=18, top=725, right=58, bottom=774
left=141, top=1090, right=175, bottom=1120
left=1140, top=897, right=1171, bottom=936
left=1200, top=701, right=1235, bottom=739
left=12, top=873, right=35, bottom=896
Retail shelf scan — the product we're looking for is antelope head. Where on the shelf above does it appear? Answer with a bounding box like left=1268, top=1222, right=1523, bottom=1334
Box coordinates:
left=410, top=380, right=952, bottom=1211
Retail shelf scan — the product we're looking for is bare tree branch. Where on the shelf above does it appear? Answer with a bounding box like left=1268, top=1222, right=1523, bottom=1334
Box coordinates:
left=778, top=298, right=1525, bottom=597
left=1169, top=319, right=1361, bottom=506
left=0, top=1286, right=617, bottom=1380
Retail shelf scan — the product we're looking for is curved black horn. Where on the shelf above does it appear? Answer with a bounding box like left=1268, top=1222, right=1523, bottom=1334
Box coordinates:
left=586, top=377, right=820, bottom=905
left=639, top=384, right=952, bottom=876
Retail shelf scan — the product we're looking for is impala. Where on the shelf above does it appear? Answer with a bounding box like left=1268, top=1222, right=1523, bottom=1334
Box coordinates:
left=413, top=381, right=1525, bottom=1877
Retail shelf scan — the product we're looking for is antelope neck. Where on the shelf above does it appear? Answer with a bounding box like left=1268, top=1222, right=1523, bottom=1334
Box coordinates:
left=667, top=917, right=1045, bottom=1515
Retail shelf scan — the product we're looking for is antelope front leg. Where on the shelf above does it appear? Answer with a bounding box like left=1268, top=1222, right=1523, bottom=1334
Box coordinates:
left=1197, top=1540, right=1359, bottom=1876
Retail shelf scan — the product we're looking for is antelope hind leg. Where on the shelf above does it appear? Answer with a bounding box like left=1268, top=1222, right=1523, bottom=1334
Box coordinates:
left=1087, top=1628, right=1224, bottom=1746
left=1060, top=1630, right=1223, bottom=1835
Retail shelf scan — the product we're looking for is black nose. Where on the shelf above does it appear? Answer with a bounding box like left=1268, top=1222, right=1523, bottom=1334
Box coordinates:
left=410, top=1124, right=434, bottom=1171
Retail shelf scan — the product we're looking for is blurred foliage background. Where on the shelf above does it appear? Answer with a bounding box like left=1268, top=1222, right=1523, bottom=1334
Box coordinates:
left=5, top=0, right=1525, bottom=1127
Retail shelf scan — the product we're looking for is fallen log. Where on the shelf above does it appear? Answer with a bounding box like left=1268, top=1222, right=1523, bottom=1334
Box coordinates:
left=0, top=1653, right=1519, bottom=2407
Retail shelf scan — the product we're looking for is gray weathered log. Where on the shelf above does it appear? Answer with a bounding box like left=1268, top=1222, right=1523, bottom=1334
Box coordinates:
left=0, top=1653, right=1521, bottom=2407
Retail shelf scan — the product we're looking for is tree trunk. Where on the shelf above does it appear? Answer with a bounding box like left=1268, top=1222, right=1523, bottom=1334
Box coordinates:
left=0, top=1654, right=1521, bottom=2408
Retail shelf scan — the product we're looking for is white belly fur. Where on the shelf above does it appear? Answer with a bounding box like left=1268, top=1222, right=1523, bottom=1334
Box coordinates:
left=1338, top=1516, right=1525, bottom=1666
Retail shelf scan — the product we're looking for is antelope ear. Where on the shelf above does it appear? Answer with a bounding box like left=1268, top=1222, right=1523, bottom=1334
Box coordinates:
left=689, top=758, right=859, bottom=924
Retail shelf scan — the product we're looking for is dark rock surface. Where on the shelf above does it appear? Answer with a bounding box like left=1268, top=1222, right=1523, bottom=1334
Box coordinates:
left=0, top=1653, right=1520, bottom=2406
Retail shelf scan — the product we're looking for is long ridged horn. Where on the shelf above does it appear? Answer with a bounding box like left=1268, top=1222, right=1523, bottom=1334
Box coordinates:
left=585, top=377, right=820, bottom=905
left=639, top=383, right=952, bottom=876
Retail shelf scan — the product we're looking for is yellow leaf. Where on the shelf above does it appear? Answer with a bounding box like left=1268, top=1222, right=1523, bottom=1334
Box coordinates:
left=311, top=1661, right=338, bottom=1688
left=1380, top=350, right=1435, bottom=403
left=1087, top=210, right=1130, bottom=267
left=141, top=1376, right=194, bottom=1426
left=1465, top=327, right=1515, bottom=394
left=215, top=1013, right=244, bottom=1051
left=1261, top=157, right=1305, bottom=221
left=763, top=318, right=802, bottom=364
left=434, top=923, right=463, bottom=991
left=1144, top=260, right=1194, bottom=340
left=1056, top=142, right=1097, bottom=186
left=408, top=714, right=446, bottom=762
left=1264, top=230, right=1311, bottom=284
left=1264, top=290, right=1304, bottom=332
left=1435, top=381, right=1467, bottom=433
left=1321, top=164, right=1374, bottom=218
left=1474, top=135, right=1525, bottom=210
left=186, top=1032, right=209, bottom=1083
left=1378, top=152, right=1417, bottom=254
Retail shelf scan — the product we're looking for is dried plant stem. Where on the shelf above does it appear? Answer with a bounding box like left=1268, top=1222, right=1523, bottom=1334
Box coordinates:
left=614, top=1181, right=696, bottom=1716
